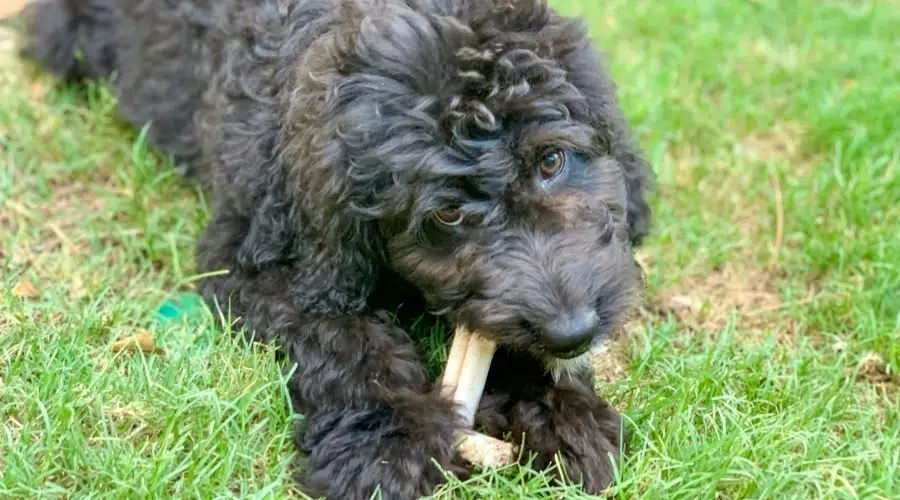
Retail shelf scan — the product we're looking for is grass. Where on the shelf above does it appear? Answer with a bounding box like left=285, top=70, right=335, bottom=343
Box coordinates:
left=1, top=0, right=898, bottom=498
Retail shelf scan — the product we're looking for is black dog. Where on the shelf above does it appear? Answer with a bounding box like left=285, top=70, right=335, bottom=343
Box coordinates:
left=20, top=0, right=653, bottom=498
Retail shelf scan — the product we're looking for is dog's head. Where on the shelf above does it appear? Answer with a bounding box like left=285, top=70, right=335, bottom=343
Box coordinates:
left=288, top=0, right=651, bottom=372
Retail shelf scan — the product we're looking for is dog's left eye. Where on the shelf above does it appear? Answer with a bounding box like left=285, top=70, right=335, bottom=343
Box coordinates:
left=538, top=149, right=566, bottom=180
left=434, top=205, right=464, bottom=226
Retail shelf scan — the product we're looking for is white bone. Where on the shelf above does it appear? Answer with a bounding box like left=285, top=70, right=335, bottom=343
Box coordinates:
left=440, top=326, right=471, bottom=398
left=453, top=430, right=515, bottom=468
left=452, top=329, right=496, bottom=425
left=440, top=326, right=516, bottom=467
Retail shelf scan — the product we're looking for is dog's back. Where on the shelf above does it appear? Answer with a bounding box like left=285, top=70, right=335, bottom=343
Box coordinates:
left=21, top=0, right=328, bottom=179
left=21, top=0, right=212, bottom=173
left=20, top=0, right=361, bottom=186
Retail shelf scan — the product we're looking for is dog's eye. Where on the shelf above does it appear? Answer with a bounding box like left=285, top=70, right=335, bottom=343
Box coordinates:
left=538, top=149, right=566, bottom=180
left=434, top=205, right=464, bottom=226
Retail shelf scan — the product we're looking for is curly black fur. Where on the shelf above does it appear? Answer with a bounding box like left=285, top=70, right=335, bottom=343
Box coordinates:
left=20, top=0, right=654, bottom=498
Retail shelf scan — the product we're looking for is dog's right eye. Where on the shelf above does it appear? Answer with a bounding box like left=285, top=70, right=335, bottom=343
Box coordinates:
left=434, top=205, right=464, bottom=226
left=538, top=149, right=566, bottom=180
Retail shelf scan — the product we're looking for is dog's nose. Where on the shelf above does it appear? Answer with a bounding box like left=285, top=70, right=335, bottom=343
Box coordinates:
left=541, top=310, right=599, bottom=356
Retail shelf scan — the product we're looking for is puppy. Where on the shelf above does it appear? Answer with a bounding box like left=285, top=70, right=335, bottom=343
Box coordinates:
left=20, top=0, right=653, bottom=498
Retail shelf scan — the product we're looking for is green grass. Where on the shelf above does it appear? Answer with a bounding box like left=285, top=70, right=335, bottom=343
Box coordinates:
left=1, top=0, right=898, bottom=498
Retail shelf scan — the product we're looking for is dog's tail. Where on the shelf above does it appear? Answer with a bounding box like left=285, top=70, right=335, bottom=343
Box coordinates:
left=19, top=0, right=117, bottom=82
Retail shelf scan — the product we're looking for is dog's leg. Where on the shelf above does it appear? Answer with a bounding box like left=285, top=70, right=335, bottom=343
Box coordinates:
left=284, top=313, right=471, bottom=500
left=474, top=351, right=626, bottom=495
left=195, top=211, right=468, bottom=500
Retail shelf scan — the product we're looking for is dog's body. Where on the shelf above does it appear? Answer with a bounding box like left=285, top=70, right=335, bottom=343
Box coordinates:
left=21, top=0, right=653, bottom=497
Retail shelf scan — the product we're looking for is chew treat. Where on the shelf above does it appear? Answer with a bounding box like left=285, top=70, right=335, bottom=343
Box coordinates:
left=441, top=326, right=516, bottom=467
left=448, top=328, right=496, bottom=425
left=454, top=429, right=516, bottom=468
left=440, top=326, right=471, bottom=399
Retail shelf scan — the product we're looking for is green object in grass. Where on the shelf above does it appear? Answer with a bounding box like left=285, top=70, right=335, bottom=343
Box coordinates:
left=155, top=291, right=207, bottom=324
left=153, top=291, right=218, bottom=352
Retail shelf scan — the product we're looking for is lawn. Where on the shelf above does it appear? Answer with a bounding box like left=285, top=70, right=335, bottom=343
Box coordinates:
left=1, top=0, right=898, bottom=498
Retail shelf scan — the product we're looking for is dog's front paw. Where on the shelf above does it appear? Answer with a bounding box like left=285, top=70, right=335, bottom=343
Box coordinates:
left=508, top=382, right=625, bottom=494
left=293, top=392, right=469, bottom=500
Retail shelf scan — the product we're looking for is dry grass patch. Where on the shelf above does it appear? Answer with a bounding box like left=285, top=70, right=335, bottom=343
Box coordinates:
left=741, top=38, right=807, bottom=72
left=645, top=260, right=798, bottom=342
left=855, top=352, right=897, bottom=388
left=642, top=119, right=826, bottom=343
left=738, top=122, right=807, bottom=167
left=594, top=248, right=794, bottom=385
left=592, top=338, right=631, bottom=385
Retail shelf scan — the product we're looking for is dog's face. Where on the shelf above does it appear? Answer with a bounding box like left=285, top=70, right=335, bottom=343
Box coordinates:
left=315, top=0, right=645, bottom=370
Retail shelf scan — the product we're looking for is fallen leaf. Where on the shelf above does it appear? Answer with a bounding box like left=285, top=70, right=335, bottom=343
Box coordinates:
left=28, top=81, right=48, bottom=100
left=68, top=242, right=89, bottom=257
left=12, top=280, right=40, bottom=298
left=0, top=0, right=25, bottom=21
left=112, top=330, right=165, bottom=355
left=857, top=352, right=895, bottom=385
left=69, top=276, right=87, bottom=299
left=668, top=295, right=700, bottom=311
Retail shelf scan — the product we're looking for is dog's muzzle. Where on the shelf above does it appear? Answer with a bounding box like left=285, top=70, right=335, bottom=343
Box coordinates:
left=454, top=221, right=638, bottom=361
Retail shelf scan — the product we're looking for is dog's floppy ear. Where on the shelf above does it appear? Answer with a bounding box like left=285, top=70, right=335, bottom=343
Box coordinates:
left=464, top=0, right=552, bottom=33
left=295, top=1, right=476, bottom=219
left=276, top=0, right=470, bottom=261
left=331, top=0, right=475, bottom=96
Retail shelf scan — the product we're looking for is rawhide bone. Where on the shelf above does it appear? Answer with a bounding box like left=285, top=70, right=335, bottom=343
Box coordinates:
left=440, top=325, right=516, bottom=468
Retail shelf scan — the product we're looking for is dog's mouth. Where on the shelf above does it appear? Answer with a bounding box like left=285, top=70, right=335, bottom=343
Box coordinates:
left=540, top=328, right=603, bottom=360
left=547, top=343, right=593, bottom=360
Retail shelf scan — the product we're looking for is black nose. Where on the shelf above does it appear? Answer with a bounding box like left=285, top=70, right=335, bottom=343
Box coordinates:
left=540, top=310, right=599, bottom=356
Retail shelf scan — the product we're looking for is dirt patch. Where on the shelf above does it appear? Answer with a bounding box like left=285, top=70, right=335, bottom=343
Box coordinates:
left=664, top=143, right=703, bottom=189
left=592, top=338, right=630, bottom=384
left=739, top=122, right=805, bottom=166
left=634, top=118, right=828, bottom=344
left=1, top=176, right=116, bottom=277
left=643, top=261, right=797, bottom=341
left=741, top=38, right=811, bottom=76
